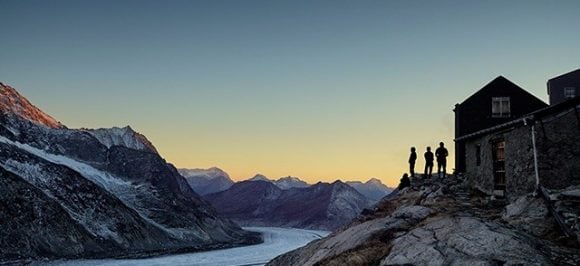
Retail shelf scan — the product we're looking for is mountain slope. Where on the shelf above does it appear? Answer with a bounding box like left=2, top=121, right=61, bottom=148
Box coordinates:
left=178, top=167, right=234, bottom=195
left=205, top=180, right=372, bottom=231
left=0, top=82, right=259, bottom=261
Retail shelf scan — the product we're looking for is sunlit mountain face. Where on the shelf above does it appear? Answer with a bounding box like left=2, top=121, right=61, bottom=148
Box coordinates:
left=0, top=82, right=63, bottom=129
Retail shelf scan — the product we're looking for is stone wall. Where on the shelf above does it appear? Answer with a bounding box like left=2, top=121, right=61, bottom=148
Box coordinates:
left=465, top=125, right=536, bottom=200
left=465, top=106, right=580, bottom=200
left=535, top=109, right=580, bottom=189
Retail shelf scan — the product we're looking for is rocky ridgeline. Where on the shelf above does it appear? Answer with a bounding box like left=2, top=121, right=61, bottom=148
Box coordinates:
left=268, top=176, right=580, bottom=266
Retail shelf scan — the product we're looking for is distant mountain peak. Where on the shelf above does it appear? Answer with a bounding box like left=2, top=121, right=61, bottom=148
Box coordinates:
left=274, top=176, right=309, bottom=189
left=179, top=167, right=230, bottom=179
left=331, top=180, right=348, bottom=186
left=0, top=82, right=64, bottom=129
left=249, top=174, right=270, bottom=181
left=346, top=178, right=393, bottom=202
left=278, top=176, right=300, bottom=181
left=366, top=178, right=383, bottom=185
left=178, top=167, right=234, bottom=195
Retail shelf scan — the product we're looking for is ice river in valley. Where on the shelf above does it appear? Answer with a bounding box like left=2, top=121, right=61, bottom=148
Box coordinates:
left=38, top=227, right=329, bottom=266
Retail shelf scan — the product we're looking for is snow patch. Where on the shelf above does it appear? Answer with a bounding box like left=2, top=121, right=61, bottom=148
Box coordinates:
left=84, top=126, right=157, bottom=153
left=0, top=136, right=186, bottom=239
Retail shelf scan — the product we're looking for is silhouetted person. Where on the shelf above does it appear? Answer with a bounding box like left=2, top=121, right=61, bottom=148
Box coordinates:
left=424, top=147, right=434, bottom=178
left=409, top=147, right=417, bottom=178
left=398, top=173, right=411, bottom=190
left=436, top=142, right=449, bottom=178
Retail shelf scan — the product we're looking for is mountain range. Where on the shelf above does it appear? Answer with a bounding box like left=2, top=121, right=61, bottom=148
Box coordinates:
left=0, top=82, right=259, bottom=261
left=179, top=170, right=393, bottom=203
left=204, top=180, right=373, bottom=231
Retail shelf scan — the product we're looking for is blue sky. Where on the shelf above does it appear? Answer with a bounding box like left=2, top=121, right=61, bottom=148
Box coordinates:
left=1, top=0, right=579, bottom=185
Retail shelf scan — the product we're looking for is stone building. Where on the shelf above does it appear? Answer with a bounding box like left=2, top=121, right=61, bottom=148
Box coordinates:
left=456, top=97, right=580, bottom=200
left=454, top=76, right=548, bottom=173
left=547, top=68, right=580, bottom=105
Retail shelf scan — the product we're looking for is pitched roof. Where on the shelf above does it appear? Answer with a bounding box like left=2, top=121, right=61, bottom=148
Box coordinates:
left=548, top=68, right=580, bottom=82
left=455, top=96, right=580, bottom=142
left=459, top=76, right=544, bottom=106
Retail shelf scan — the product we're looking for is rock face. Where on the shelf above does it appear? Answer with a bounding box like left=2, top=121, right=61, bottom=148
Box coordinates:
left=0, top=83, right=259, bottom=262
left=268, top=177, right=580, bottom=266
left=83, top=126, right=158, bottom=153
left=205, top=180, right=373, bottom=231
left=178, top=167, right=234, bottom=195
left=346, top=178, right=393, bottom=202
left=382, top=216, right=549, bottom=265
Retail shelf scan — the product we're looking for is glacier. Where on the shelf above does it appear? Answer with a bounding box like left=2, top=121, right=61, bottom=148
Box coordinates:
left=37, top=227, right=329, bottom=266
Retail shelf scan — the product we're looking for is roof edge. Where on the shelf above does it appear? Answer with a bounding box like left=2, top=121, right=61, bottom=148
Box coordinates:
left=455, top=97, right=580, bottom=142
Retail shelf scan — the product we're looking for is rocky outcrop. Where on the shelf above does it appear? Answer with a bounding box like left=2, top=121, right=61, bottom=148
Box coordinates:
left=268, top=177, right=580, bottom=266
left=382, top=216, right=549, bottom=265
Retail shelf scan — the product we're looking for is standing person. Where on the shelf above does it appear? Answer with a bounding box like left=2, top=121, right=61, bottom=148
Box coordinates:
left=409, top=147, right=417, bottom=178
left=436, top=142, right=449, bottom=178
left=424, top=146, right=434, bottom=178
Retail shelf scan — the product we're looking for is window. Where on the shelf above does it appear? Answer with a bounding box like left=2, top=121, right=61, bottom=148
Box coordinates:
left=492, top=97, right=511, bottom=118
left=475, top=144, right=481, bottom=166
left=564, top=87, right=576, bottom=99
left=492, top=140, right=506, bottom=189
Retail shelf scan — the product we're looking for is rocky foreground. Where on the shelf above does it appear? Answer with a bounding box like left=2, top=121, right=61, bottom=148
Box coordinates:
left=268, top=176, right=580, bottom=265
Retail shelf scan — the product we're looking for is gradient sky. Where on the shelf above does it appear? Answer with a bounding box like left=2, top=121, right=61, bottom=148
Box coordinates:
left=1, top=0, right=579, bottom=186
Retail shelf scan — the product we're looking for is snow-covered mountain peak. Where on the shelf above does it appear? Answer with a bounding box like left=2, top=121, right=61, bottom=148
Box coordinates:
left=278, top=176, right=301, bottom=182
left=179, top=167, right=230, bottom=180
left=83, top=126, right=158, bottom=153
left=0, top=82, right=64, bottom=129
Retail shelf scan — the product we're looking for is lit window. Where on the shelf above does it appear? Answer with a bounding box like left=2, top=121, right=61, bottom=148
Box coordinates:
left=564, top=87, right=576, bottom=99
left=492, top=97, right=511, bottom=118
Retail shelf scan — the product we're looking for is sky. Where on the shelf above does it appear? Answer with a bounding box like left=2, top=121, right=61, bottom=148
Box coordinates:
left=1, top=0, right=579, bottom=186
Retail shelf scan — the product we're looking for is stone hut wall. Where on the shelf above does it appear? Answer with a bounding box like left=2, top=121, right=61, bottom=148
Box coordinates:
left=535, top=109, right=580, bottom=189
left=465, top=125, right=536, bottom=200
left=465, top=105, right=580, bottom=200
